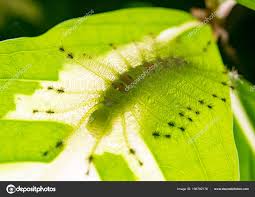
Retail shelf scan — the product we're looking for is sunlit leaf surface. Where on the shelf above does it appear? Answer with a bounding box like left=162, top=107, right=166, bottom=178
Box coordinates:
left=0, top=8, right=239, bottom=181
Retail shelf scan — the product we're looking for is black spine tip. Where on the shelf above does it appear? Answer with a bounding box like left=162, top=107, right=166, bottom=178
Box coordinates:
left=46, top=110, right=55, bottom=114
left=33, top=109, right=39, bottom=113
left=152, top=131, right=160, bottom=137
left=56, top=141, right=63, bottom=148
left=188, top=117, right=193, bottom=122
left=67, top=53, right=74, bottom=59
left=129, top=149, right=135, bottom=154
left=198, top=100, right=204, bottom=105
left=168, top=122, right=175, bottom=127
left=207, top=105, right=213, bottom=109
left=88, top=155, right=93, bottom=162
left=187, top=107, right=192, bottom=111
left=230, top=85, right=235, bottom=90
left=221, top=82, right=227, bottom=86
left=109, top=43, right=117, bottom=49
left=179, top=127, right=185, bottom=132
left=57, top=88, right=65, bottom=93
left=164, top=134, right=171, bottom=138
left=221, top=98, right=226, bottom=102
left=59, top=47, right=65, bottom=52
left=179, top=112, right=184, bottom=117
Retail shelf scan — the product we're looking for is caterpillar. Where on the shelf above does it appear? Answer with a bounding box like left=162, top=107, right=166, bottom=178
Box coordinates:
left=56, top=24, right=233, bottom=176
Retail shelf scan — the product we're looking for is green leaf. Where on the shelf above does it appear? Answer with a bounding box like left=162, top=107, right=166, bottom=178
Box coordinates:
left=93, top=153, right=136, bottom=181
left=0, top=8, right=239, bottom=181
left=232, top=77, right=255, bottom=180
left=237, top=0, right=255, bottom=10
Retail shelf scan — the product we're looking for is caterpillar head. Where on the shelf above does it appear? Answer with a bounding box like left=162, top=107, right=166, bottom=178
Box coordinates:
left=86, top=104, right=113, bottom=138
